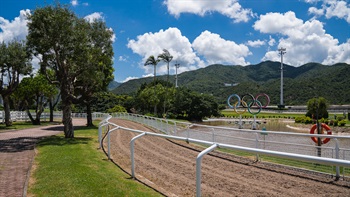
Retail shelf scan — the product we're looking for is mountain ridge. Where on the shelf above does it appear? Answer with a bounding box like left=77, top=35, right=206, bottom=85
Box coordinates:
left=112, top=61, right=350, bottom=105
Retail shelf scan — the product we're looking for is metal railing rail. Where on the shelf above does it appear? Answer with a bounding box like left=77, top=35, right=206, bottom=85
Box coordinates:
left=99, top=115, right=350, bottom=197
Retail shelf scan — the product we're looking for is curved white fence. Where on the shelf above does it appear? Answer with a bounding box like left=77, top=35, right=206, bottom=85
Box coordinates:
left=99, top=113, right=350, bottom=197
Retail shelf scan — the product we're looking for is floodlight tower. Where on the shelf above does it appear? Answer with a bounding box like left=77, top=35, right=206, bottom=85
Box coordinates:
left=175, top=62, right=180, bottom=88
left=278, top=47, right=286, bottom=108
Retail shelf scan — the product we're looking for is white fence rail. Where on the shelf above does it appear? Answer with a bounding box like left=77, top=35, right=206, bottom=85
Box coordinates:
left=0, top=111, right=106, bottom=123
left=100, top=113, right=350, bottom=197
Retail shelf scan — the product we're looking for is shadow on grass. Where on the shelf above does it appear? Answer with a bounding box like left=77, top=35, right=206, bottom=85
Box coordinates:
left=37, top=136, right=92, bottom=147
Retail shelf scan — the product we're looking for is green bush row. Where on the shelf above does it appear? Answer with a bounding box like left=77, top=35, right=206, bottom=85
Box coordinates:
left=295, top=116, right=347, bottom=127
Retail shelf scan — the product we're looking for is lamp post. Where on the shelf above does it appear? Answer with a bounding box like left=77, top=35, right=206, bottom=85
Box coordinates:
left=175, top=63, right=180, bottom=88
left=278, top=47, right=286, bottom=108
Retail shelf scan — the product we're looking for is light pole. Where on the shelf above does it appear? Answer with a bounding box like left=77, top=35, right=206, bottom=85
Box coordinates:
left=175, top=63, right=180, bottom=88
left=278, top=47, right=286, bottom=108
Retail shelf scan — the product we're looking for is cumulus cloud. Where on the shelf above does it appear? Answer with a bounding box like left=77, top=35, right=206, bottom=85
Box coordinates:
left=192, top=30, right=251, bottom=65
left=127, top=27, right=204, bottom=75
left=306, top=0, right=350, bottom=23
left=84, top=12, right=104, bottom=23
left=118, top=55, right=128, bottom=62
left=0, top=9, right=30, bottom=43
left=71, top=0, right=78, bottom=6
left=163, top=0, right=253, bottom=23
left=254, top=11, right=350, bottom=65
left=246, top=39, right=265, bottom=48
left=268, top=36, right=276, bottom=46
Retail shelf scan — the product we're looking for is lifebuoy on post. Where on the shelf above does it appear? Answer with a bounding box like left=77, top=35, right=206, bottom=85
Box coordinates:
left=310, top=123, right=332, bottom=144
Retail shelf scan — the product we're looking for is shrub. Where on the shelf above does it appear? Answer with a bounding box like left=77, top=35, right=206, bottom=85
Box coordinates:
left=338, top=120, right=346, bottom=127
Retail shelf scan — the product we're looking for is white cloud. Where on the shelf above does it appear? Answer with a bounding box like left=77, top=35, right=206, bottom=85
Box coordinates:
left=0, top=9, right=30, bottom=43
left=121, top=76, right=139, bottom=83
left=163, top=0, right=253, bottom=23
left=127, top=27, right=204, bottom=75
left=254, top=11, right=350, bottom=65
left=306, top=0, right=350, bottom=23
left=192, top=30, right=251, bottom=65
left=308, top=7, right=324, bottom=16
left=71, top=0, right=78, bottom=6
left=83, top=2, right=89, bottom=6
left=118, top=55, right=128, bottom=62
left=246, top=39, right=265, bottom=48
left=268, top=36, right=276, bottom=46
left=84, top=12, right=104, bottom=23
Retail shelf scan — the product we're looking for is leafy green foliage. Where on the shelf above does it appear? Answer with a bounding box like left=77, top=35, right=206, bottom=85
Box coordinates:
left=0, top=40, right=32, bottom=126
left=12, top=74, right=57, bottom=124
left=306, top=97, right=328, bottom=119
left=27, top=4, right=114, bottom=136
left=132, top=81, right=220, bottom=121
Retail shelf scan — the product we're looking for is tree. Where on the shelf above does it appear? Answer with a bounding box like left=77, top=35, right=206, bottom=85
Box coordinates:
left=0, top=41, right=32, bottom=126
left=157, top=49, right=173, bottom=115
left=144, top=55, right=160, bottom=114
left=144, top=55, right=160, bottom=82
left=306, top=97, right=329, bottom=119
left=74, top=19, right=114, bottom=126
left=172, top=87, right=220, bottom=121
left=157, top=49, right=173, bottom=84
left=27, top=4, right=113, bottom=137
left=12, top=74, right=57, bottom=125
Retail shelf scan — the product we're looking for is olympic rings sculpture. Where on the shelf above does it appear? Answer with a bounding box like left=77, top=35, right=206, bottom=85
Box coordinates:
left=227, top=93, right=270, bottom=115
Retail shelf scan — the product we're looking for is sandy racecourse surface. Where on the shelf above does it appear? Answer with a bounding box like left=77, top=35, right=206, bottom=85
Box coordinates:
left=105, top=119, right=350, bottom=197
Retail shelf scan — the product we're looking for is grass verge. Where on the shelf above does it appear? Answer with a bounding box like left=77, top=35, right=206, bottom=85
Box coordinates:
left=28, top=122, right=162, bottom=197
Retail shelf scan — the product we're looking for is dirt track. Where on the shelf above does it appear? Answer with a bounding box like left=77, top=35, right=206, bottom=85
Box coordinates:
left=106, top=119, right=350, bottom=197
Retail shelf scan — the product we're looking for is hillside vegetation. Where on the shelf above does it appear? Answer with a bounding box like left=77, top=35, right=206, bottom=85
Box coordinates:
left=112, top=61, right=350, bottom=105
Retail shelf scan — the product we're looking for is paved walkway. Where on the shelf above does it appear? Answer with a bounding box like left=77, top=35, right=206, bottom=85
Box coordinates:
left=0, top=119, right=86, bottom=197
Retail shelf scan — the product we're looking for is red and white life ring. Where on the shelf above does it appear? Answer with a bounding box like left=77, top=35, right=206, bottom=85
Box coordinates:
left=310, top=123, right=332, bottom=144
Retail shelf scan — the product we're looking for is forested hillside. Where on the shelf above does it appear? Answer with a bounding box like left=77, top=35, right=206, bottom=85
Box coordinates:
left=112, top=61, right=350, bottom=105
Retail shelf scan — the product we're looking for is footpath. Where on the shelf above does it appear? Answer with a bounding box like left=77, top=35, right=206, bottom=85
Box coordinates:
left=0, top=119, right=86, bottom=197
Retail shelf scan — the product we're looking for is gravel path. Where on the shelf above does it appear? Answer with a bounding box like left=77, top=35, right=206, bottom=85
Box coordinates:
left=106, top=118, right=350, bottom=197
left=0, top=119, right=86, bottom=197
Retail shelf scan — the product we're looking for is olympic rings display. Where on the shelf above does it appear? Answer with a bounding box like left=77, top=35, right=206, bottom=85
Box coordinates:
left=227, top=93, right=270, bottom=115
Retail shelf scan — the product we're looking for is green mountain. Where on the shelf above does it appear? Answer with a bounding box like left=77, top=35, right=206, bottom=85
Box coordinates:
left=112, top=61, right=350, bottom=105
left=107, top=81, right=121, bottom=91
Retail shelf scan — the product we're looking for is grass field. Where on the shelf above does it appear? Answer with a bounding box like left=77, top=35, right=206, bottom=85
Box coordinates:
left=0, top=121, right=61, bottom=132
left=28, top=122, right=161, bottom=197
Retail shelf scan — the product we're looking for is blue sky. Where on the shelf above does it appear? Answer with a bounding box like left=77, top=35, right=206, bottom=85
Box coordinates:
left=0, top=0, right=349, bottom=83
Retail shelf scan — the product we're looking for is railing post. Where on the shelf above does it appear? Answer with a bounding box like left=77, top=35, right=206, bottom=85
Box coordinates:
left=166, top=120, right=169, bottom=134
left=255, top=132, right=260, bottom=161
left=130, top=132, right=146, bottom=179
left=196, top=144, right=218, bottom=197
left=107, top=129, right=111, bottom=160
left=212, top=128, right=215, bottom=142
left=174, top=122, right=177, bottom=135
left=335, top=138, right=340, bottom=180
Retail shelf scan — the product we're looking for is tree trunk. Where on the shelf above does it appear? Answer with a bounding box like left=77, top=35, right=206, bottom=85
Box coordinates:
left=49, top=99, right=54, bottom=122
left=86, top=103, right=93, bottom=127
left=61, top=80, right=74, bottom=138
left=3, top=95, right=12, bottom=127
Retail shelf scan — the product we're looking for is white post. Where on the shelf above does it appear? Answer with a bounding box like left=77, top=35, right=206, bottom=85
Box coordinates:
left=130, top=133, right=146, bottom=178
left=335, top=138, right=340, bottom=180
left=196, top=144, right=218, bottom=197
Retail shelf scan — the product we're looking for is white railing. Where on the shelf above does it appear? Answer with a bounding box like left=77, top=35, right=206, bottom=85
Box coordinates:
left=99, top=113, right=350, bottom=197
left=0, top=111, right=106, bottom=123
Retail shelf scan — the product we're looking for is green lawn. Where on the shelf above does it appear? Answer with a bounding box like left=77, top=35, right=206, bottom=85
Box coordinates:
left=28, top=122, right=162, bottom=197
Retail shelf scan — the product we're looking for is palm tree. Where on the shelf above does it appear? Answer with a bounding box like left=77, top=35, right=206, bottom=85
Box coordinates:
left=157, top=49, right=173, bottom=116
left=157, top=49, right=173, bottom=84
left=144, top=55, right=160, bottom=82
left=144, top=55, right=160, bottom=115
